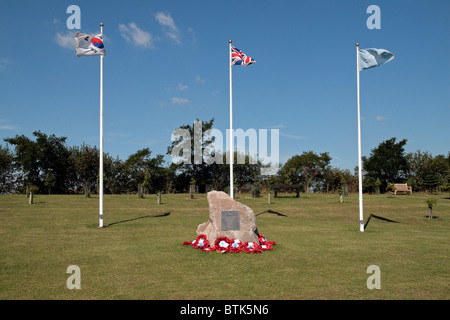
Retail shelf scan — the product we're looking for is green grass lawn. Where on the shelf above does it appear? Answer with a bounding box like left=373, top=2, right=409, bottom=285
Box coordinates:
left=0, top=192, right=448, bottom=300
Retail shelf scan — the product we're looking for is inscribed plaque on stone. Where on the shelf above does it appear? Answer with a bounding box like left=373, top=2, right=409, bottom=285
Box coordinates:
left=221, top=210, right=240, bottom=231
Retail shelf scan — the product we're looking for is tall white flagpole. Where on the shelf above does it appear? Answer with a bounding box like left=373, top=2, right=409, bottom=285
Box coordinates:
left=356, top=43, right=364, bottom=232
left=229, top=40, right=234, bottom=199
left=99, top=22, right=104, bottom=228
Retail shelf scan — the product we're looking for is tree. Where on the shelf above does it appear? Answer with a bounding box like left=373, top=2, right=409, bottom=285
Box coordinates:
left=207, top=152, right=262, bottom=193
left=280, top=151, right=331, bottom=193
left=5, top=131, right=71, bottom=194
left=163, top=164, right=178, bottom=193
left=233, top=153, right=261, bottom=191
left=0, top=144, right=19, bottom=193
left=406, top=151, right=449, bottom=192
left=167, top=119, right=215, bottom=192
left=406, top=150, right=433, bottom=191
left=416, top=154, right=447, bottom=193
left=125, top=148, right=165, bottom=194
left=441, top=153, right=450, bottom=196
left=429, top=155, right=449, bottom=192
left=103, top=154, right=128, bottom=194
left=4, top=134, right=38, bottom=191
left=425, top=198, right=437, bottom=219
left=322, top=167, right=357, bottom=193
left=422, top=172, right=440, bottom=193
left=167, top=119, right=265, bottom=193
left=362, top=138, right=409, bottom=193
left=70, top=143, right=99, bottom=196
left=44, top=171, right=56, bottom=194
left=363, top=176, right=377, bottom=194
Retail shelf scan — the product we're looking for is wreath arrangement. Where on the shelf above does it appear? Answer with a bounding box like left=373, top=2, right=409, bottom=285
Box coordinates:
left=242, top=241, right=262, bottom=253
left=192, top=234, right=209, bottom=249
left=230, top=238, right=243, bottom=253
left=183, top=234, right=276, bottom=254
left=258, top=233, right=276, bottom=251
left=214, top=236, right=232, bottom=253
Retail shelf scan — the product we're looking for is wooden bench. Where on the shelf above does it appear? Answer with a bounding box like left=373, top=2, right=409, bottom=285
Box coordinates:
left=273, top=184, right=300, bottom=198
left=394, top=183, right=412, bottom=195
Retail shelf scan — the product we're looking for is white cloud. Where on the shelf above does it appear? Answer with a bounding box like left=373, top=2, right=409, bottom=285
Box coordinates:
left=376, top=116, right=387, bottom=121
left=178, top=83, right=188, bottom=90
left=0, top=125, right=19, bottom=130
left=119, top=22, right=153, bottom=48
left=55, top=31, right=75, bottom=49
left=172, top=97, right=189, bottom=105
left=155, top=12, right=177, bottom=31
left=155, top=12, right=181, bottom=44
left=279, top=132, right=307, bottom=140
left=195, top=75, right=205, bottom=83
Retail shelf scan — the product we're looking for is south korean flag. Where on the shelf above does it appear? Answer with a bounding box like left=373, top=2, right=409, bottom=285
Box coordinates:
left=75, top=32, right=106, bottom=57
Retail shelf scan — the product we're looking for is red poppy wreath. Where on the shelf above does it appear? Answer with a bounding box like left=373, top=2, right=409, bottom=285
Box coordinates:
left=214, top=236, right=232, bottom=253
left=242, top=241, right=262, bottom=254
left=192, top=234, right=209, bottom=249
left=183, top=233, right=276, bottom=254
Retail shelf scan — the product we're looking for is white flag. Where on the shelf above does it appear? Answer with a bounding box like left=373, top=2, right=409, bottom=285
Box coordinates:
left=359, top=48, right=394, bottom=71
left=75, top=32, right=106, bottom=57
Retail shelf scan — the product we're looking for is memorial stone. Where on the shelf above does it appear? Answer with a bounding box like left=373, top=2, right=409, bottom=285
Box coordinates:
left=196, top=191, right=259, bottom=243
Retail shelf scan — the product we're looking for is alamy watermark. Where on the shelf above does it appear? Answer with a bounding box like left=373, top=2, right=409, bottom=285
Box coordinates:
left=366, top=5, right=381, bottom=29
left=66, top=5, right=81, bottom=30
left=366, top=265, right=381, bottom=290
left=66, top=265, right=81, bottom=290
left=170, top=121, right=280, bottom=176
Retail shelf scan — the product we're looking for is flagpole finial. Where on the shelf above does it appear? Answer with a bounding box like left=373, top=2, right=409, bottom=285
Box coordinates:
left=356, top=43, right=359, bottom=47
left=229, top=40, right=232, bottom=44
left=100, top=22, right=104, bottom=27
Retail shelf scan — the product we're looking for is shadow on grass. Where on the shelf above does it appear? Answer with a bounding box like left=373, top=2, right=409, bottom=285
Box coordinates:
left=104, top=211, right=170, bottom=228
left=364, top=213, right=399, bottom=230
left=256, top=209, right=288, bottom=217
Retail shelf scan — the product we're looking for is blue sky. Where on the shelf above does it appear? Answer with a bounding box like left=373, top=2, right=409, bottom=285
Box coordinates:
left=0, top=0, right=449, bottom=171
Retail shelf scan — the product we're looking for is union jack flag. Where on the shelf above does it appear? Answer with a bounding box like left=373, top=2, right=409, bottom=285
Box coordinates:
left=231, top=45, right=255, bottom=67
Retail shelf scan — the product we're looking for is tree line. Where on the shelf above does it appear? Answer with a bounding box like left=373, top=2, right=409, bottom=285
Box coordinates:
left=1, top=120, right=449, bottom=195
